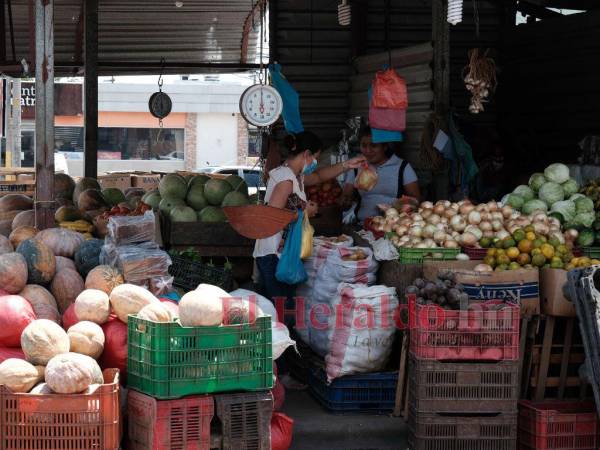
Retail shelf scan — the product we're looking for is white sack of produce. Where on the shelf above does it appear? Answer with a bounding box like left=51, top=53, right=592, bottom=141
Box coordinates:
left=230, top=288, right=278, bottom=322
left=324, top=283, right=398, bottom=382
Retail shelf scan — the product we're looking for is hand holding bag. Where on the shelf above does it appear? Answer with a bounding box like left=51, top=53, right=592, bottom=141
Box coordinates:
left=276, top=210, right=308, bottom=285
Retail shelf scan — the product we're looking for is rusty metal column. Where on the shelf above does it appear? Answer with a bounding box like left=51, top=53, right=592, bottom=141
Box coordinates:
left=34, top=0, right=54, bottom=230
left=84, top=0, right=98, bottom=179
left=432, top=0, right=450, bottom=116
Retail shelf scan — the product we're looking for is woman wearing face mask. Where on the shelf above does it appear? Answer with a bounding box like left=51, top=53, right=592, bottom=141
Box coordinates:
left=342, top=126, right=421, bottom=222
left=253, top=131, right=366, bottom=320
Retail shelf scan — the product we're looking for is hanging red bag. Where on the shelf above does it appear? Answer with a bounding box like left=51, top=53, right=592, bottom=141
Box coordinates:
left=369, top=107, right=406, bottom=131
left=271, top=412, right=294, bottom=450
left=371, top=68, right=408, bottom=109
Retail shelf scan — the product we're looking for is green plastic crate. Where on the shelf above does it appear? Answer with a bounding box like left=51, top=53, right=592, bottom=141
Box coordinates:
left=582, top=247, right=600, bottom=259
left=398, top=247, right=460, bottom=263
left=127, top=315, right=273, bottom=399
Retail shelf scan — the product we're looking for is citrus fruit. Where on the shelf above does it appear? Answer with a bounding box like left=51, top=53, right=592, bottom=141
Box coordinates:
left=507, top=247, right=520, bottom=260
left=532, top=239, right=544, bottom=249
left=513, top=229, right=525, bottom=242
left=532, top=254, right=546, bottom=267
left=550, top=257, right=564, bottom=269
left=556, top=244, right=568, bottom=255
left=497, top=254, right=511, bottom=266
left=503, top=238, right=516, bottom=249
left=479, top=237, right=492, bottom=248
left=517, top=253, right=531, bottom=266
left=525, top=231, right=536, bottom=241
left=548, top=237, right=561, bottom=248
left=564, top=263, right=575, bottom=271
left=518, top=239, right=533, bottom=254
left=483, top=255, right=496, bottom=267
left=524, top=225, right=535, bottom=234
left=509, top=262, right=521, bottom=270
left=541, top=244, right=555, bottom=259
left=487, top=248, right=497, bottom=257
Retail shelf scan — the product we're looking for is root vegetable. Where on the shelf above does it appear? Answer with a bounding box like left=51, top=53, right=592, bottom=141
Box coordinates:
left=501, top=205, right=513, bottom=219
left=468, top=211, right=482, bottom=225
left=461, top=232, right=478, bottom=247
left=465, top=225, right=483, bottom=240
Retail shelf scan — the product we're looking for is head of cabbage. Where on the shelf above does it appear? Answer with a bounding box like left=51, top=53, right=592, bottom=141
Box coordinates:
left=528, top=173, right=547, bottom=192
left=513, top=185, right=535, bottom=202
left=561, top=178, right=579, bottom=197
left=506, top=194, right=524, bottom=210
left=544, top=163, right=570, bottom=184
left=538, top=182, right=565, bottom=207
left=522, top=199, right=548, bottom=215
left=574, top=212, right=595, bottom=228
left=550, top=200, right=576, bottom=223
left=575, top=196, right=595, bottom=214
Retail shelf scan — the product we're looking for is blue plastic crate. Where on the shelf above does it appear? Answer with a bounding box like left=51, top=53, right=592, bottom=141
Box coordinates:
left=307, top=367, right=397, bottom=414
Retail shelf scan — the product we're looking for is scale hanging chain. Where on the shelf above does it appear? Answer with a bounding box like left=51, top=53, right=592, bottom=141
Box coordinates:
left=258, top=0, right=265, bottom=85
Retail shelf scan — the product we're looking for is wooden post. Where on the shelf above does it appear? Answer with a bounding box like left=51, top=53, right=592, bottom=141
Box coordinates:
left=432, top=0, right=449, bottom=116
left=5, top=78, right=22, bottom=169
left=34, top=0, right=54, bottom=230
left=83, top=0, right=98, bottom=179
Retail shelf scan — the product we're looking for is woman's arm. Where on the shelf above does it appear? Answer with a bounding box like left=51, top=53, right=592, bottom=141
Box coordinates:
left=304, top=155, right=366, bottom=186
left=268, top=180, right=293, bottom=208
left=403, top=181, right=421, bottom=202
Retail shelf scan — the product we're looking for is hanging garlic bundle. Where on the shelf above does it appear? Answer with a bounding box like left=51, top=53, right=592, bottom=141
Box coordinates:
left=463, top=48, right=497, bottom=114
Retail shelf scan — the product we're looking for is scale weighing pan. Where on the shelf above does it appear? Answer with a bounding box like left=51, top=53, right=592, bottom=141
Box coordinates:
left=222, top=205, right=296, bottom=239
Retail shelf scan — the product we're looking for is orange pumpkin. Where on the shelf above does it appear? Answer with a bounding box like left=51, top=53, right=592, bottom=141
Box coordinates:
left=9, top=226, right=38, bottom=249
left=16, top=239, right=56, bottom=285
left=0, top=252, right=28, bottom=294
left=0, top=194, right=33, bottom=212
left=50, top=269, right=84, bottom=314
left=12, top=210, right=34, bottom=230
left=85, top=265, right=124, bottom=295
left=36, top=228, right=84, bottom=258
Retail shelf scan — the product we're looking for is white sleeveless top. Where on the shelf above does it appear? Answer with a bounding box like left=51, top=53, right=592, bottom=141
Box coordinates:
left=253, top=165, right=307, bottom=258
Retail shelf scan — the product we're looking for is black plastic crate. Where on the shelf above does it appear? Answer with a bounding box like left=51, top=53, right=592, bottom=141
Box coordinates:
left=409, top=358, right=519, bottom=414
left=214, top=391, right=272, bottom=450
left=307, top=367, right=397, bottom=414
left=408, top=409, right=518, bottom=450
left=168, top=255, right=234, bottom=292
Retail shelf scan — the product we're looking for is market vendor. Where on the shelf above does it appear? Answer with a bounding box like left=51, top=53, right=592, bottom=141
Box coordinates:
left=253, top=131, right=366, bottom=321
left=342, top=126, right=421, bottom=222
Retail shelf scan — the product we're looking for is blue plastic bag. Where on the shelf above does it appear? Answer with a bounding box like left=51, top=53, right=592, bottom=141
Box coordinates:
left=276, top=210, right=308, bottom=285
left=269, top=63, right=304, bottom=134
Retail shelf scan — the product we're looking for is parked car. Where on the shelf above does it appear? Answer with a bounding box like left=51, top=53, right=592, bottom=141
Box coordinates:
left=196, top=165, right=264, bottom=196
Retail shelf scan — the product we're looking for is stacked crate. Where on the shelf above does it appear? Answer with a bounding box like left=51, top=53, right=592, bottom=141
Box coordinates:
left=407, top=296, right=520, bottom=450
left=126, top=314, right=274, bottom=449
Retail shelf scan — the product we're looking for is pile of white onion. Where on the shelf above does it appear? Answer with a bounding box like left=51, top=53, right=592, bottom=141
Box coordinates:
left=370, top=199, right=566, bottom=249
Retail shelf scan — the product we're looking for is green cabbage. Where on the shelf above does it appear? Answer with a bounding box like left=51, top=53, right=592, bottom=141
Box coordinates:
left=522, top=199, right=548, bottom=215
left=550, top=200, right=576, bottom=223
left=538, top=182, right=565, bottom=206
left=544, top=163, right=570, bottom=184
left=513, top=185, right=535, bottom=202
left=506, top=194, right=524, bottom=210
left=561, top=178, right=579, bottom=197
left=574, top=212, right=595, bottom=228
left=528, top=173, right=547, bottom=192
left=575, top=196, right=595, bottom=213
left=570, top=193, right=586, bottom=202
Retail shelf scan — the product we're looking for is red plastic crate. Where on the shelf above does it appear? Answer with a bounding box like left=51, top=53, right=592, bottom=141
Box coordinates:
left=127, top=390, right=213, bottom=450
left=462, top=246, right=488, bottom=260
left=518, top=400, right=599, bottom=450
left=409, top=298, right=520, bottom=361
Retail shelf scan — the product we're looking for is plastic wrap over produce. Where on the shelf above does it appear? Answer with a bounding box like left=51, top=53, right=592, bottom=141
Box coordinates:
left=100, top=241, right=171, bottom=283
left=107, top=211, right=155, bottom=245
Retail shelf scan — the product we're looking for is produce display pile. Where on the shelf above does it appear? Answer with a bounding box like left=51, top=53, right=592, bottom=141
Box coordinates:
left=307, top=180, right=343, bottom=207
left=405, top=271, right=469, bottom=309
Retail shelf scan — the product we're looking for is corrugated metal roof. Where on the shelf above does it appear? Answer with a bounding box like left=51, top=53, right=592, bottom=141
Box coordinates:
left=4, top=0, right=266, bottom=75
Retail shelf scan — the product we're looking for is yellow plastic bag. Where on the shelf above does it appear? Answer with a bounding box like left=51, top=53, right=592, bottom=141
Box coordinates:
left=300, top=213, right=314, bottom=260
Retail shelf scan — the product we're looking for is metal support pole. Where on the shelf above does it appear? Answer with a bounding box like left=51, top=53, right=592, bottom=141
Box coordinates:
left=432, top=0, right=450, bottom=116
left=34, top=0, right=54, bottom=230
left=5, top=77, right=21, bottom=168
left=84, top=0, right=98, bottom=179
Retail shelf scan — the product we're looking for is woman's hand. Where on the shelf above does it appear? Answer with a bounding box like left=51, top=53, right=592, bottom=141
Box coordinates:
left=305, top=200, right=319, bottom=218
left=344, top=155, right=367, bottom=170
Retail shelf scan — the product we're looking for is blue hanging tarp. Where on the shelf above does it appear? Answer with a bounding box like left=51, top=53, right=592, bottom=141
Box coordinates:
left=269, top=63, right=304, bottom=134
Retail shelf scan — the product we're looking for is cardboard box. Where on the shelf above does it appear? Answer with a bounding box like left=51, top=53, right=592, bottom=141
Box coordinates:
left=98, top=173, right=131, bottom=191
left=424, top=260, right=540, bottom=315
left=540, top=268, right=576, bottom=317
left=130, top=173, right=161, bottom=191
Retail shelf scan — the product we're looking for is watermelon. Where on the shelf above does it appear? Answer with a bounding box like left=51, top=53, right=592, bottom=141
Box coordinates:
left=142, top=190, right=161, bottom=210
left=198, top=206, right=227, bottom=222
left=188, top=174, right=210, bottom=189
left=73, top=178, right=101, bottom=206
left=222, top=191, right=250, bottom=207
left=170, top=205, right=197, bottom=222
left=74, top=239, right=104, bottom=277
left=159, top=173, right=187, bottom=199
left=101, top=188, right=126, bottom=207
left=226, top=175, right=249, bottom=196
left=204, top=179, right=233, bottom=206
left=186, top=184, right=208, bottom=211
left=159, top=197, right=186, bottom=215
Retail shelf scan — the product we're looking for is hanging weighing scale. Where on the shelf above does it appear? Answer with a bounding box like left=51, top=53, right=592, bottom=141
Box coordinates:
left=149, top=60, right=172, bottom=123
left=239, top=83, right=283, bottom=127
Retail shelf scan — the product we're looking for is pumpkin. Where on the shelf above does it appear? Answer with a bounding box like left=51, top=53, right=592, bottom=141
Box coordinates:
left=109, top=283, right=160, bottom=323
left=54, top=173, right=75, bottom=200
left=0, top=220, right=11, bottom=237
left=45, top=352, right=102, bottom=394
left=0, top=194, right=33, bottom=212
left=0, top=235, right=13, bottom=255
left=0, top=294, right=36, bottom=347
left=0, top=252, right=28, bottom=293
left=12, top=210, right=35, bottom=230
left=67, top=321, right=105, bottom=359
left=179, top=284, right=228, bottom=327
left=55, top=256, right=76, bottom=272
left=19, top=285, right=60, bottom=324
left=73, top=177, right=101, bottom=206
left=161, top=299, right=179, bottom=318
left=36, top=228, right=84, bottom=258
left=51, top=269, right=84, bottom=314
left=78, top=189, right=109, bottom=212
left=62, top=303, right=80, bottom=330
left=0, top=358, right=41, bottom=393
left=54, top=205, right=83, bottom=223
left=74, top=239, right=103, bottom=277
left=16, top=239, right=56, bottom=285
left=56, top=197, right=74, bottom=208
left=9, top=226, right=37, bottom=248
left=74, top=289, right=110, bottom=324
left=85, top=265, right=124, bottom=295
left=0, top=209, right=26, bottom=223
left=29, top=382, right=54, bottom=394
left=137, top=302, right=174, bottom=322
left=21, top=319, right=70, bottom=365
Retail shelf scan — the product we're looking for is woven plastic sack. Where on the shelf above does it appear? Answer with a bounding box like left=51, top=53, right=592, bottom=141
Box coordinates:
left=371, top=68, right=408, bottom=109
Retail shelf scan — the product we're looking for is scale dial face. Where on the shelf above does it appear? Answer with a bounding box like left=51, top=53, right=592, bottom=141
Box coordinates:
left=239, top=84, right=283, bottom=127
left=149, top=91, right=172, bottom=119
